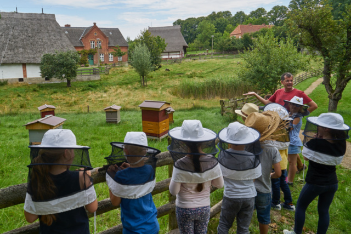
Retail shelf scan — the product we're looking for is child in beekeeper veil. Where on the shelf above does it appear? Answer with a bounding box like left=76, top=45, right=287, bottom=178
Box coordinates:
left=168, top=120, right=224, bottom=234
left=284, top=113, right=350, bottom=234
left=217, top=121, right=262, bottom=234
left=105, top=132, right=161, bottom=234
left=24, top=129, right=98, bottom=233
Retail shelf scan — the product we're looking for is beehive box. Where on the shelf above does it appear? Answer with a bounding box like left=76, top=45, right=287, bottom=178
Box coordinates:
left=24, top=115, right=66, bottom=145
left=38, top=104, right=56, bottom=118
left=104, top=105, right=121, bottom=124
left=139, top=100, right=171, bottom=139
left=166, top=107, right=175, bottom=124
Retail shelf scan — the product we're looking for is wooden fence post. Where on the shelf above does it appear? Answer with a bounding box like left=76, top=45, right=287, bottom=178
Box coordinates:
left=168, top=164, right=178, bottom=231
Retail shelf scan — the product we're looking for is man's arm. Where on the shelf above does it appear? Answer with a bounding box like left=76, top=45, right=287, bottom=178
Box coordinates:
left=306, top=100, right=318, bottom=113
left=243, top=92, right=272, bottom=105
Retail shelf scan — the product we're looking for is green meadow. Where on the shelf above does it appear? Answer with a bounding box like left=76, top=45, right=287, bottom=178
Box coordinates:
left=0, top=58, right=350, bottom=233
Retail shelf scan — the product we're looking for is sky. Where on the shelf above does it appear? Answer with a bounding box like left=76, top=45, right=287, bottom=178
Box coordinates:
left=0, top=0, right=290, bottom=40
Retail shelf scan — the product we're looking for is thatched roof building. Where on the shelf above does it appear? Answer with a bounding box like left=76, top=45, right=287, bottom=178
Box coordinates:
left=0, top=12, right=75, bottom=82
left=0, top=12, right=75, bottom=64
left=148, top=25, right=188, bottom=59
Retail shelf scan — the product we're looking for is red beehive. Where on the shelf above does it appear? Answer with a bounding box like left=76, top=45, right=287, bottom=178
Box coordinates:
left=139, top=100, right=172, bottom=140
left=38, top=104, right=56, bottom=118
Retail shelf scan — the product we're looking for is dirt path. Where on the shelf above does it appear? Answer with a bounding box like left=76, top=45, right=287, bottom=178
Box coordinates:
left=304, top=77, right=323, bottom=95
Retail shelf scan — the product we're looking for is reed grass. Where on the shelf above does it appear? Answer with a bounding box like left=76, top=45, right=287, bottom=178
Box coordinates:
left=173, top=75, right=257, bottom=99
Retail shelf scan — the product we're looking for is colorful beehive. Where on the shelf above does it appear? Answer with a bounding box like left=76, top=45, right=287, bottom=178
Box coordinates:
left=104, top=105, right=121, bottom=124
left=24, top=115, right=66, bottom=145
left=139, top=100, right=171, bottom=139
left=38, top=104, right=56, bottom=118
left=165, top=107, right=175, bottom=124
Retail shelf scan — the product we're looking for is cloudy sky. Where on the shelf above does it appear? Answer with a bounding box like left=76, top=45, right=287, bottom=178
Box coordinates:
left=1, top=0, right=290, bottom=40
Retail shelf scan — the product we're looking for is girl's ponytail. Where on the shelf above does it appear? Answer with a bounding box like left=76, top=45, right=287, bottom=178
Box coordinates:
left=30, top=149, right=64, bottom=226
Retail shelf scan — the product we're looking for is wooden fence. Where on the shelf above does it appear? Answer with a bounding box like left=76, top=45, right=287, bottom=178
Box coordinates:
left=0, top=151, right=223, bottom=234
left=220, top=69, right=323, bottom=119
left=77, top=68, right=103, bottom=76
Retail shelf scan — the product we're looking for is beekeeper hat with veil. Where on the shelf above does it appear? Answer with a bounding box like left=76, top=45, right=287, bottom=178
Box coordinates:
left=104, top=132, right=161, bottom=199
left=168, top=120, right=222, bottom=184
left=218, top=122, right=262, bottom=180
left=24, top=129, right=96, bottom=216
left=302, top=113, right=350, bottom=166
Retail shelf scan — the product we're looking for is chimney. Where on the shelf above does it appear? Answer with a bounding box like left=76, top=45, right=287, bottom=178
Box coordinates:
left=65, top=24, right=71, bottom=27
left=262, top=23, right=266, bottom=26
left=93, top=22, right=96, bottom=26
left=249, top=23, right=252, bottom=26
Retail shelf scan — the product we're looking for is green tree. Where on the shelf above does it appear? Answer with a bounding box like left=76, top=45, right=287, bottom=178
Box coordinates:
left=214, top=18, right=229, bottom=34
left=288, top=0, right=320, bottom=10
left=249, top=7, right=267, bottom=19
left=238, top=31, right=308, bottom=93
left=241, top=33, right=254, bottom=49
left=267, top=5, right=288, bottom=26
left=231, top=11, right=247, bottom=25
left=111, top=45, right=127, bottom=60
left=196, top=21, right=216, bottom=47
left=40, top=50, right=80, bottom=87
left=130, top=44, right=152, bottom=86
left=287, top=2, right=351, bottom=111
left=130, top=30, right=167, bottom=70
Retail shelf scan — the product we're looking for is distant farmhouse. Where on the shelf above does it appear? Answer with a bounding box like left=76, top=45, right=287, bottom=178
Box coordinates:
left=230, top=24, right=273, bottom=38
left=0, top=12, right=75, bottom=83
left=63, top=23, right=128, bottom=65
left=148, top=25, right=188, bottom=60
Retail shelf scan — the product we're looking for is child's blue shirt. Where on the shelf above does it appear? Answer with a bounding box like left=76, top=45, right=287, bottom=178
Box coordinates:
left=114, top=165, right=159, bottom=234
left=289, top=115, right=303, bottom=147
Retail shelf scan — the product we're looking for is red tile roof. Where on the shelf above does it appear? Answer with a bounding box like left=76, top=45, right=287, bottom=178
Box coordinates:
left=230, top=24, right=273, bottom=37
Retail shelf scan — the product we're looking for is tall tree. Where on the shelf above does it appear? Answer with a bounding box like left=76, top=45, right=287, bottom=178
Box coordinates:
left=131, top=30, right=167, bottom=70
left=288, top=0, right=320, bottom=10
left=231, top=11, right=248, bottom=25
left=249, top=7, right=267, bottom=19
left=267, top=5, right=288, bottom=26
left=287, top=3, right=351, bottom=111
left=238, top=31, right=308, bottom=93
left=130, top=44, right=152, bottom=86
left=196, top=21, right=216, bottom=47
left=214, top=18, right=229, bottom=34
left=40, top=51, right=79, bottom=87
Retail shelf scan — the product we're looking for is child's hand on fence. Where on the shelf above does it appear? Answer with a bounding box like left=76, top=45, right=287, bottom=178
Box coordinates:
left=119, top=162, right=130, bottom=170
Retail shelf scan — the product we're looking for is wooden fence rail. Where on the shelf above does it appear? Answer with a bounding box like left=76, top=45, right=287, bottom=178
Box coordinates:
left=220, top=69, right=323, bottom=119
left=77, top=68, right=103, bottom=76
left=1, top=151, right=223, bottom=234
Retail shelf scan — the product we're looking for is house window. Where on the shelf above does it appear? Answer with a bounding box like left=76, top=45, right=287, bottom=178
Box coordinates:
left=109, top=53, right=113, bottom=61
left=97, top=40, right=101, bottom=48
left=100, top=53, right=104, bottom=62
left=118, top=56, right=122, bottom=62
left=90, top=41, right=95, bottom=48
left=239, top=36, right=241, bottom=39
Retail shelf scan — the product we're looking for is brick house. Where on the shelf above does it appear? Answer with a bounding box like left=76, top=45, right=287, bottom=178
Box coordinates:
left=230, top=24, right=273, bottom=38
left=63, top=23, right=128, bottom=65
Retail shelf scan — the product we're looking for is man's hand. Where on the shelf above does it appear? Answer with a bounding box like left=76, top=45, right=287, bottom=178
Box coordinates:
left=243, top=92, right=257, bottom=96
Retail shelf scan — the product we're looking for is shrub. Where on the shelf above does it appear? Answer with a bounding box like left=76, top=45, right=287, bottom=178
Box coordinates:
left=0, top=80, right=8, bottom=86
